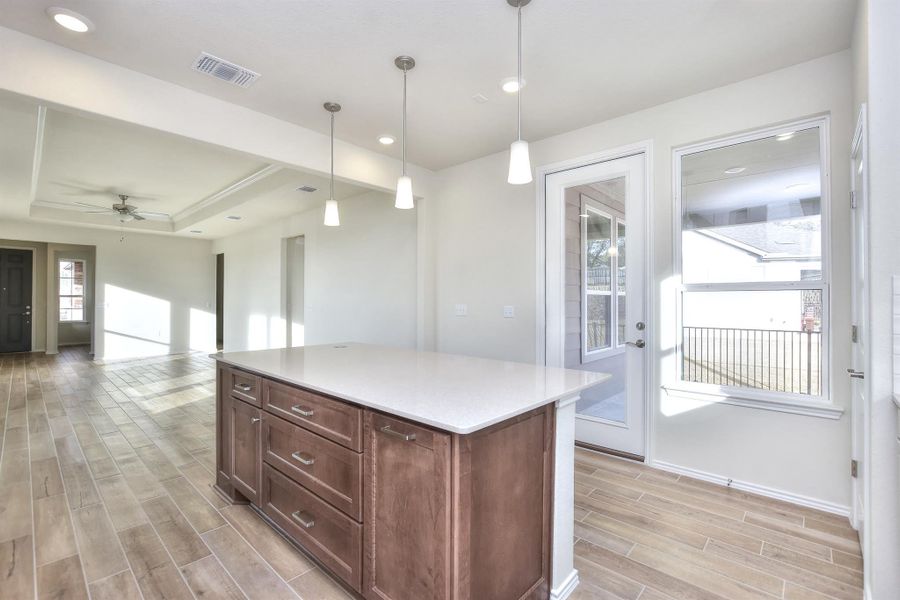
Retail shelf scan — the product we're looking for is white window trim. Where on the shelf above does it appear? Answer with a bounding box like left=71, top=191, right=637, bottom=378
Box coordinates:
left=59, top=258, right=88, bottom=324
left=581, top=198, right=626, bottom=363
left=670, top=115, right=838, bottom=417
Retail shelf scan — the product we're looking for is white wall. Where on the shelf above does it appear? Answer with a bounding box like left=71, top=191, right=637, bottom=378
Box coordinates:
left=431, top=51, right=854, bottom=508
left=213, top=191, right=418, bottom=353
left=861, top=0, right=900, bottom=595
left=0, top=221, right=215, bottom=360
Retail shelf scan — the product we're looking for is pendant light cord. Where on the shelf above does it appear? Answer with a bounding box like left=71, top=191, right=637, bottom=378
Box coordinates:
left=517, top=3, right=522, bottom=142
left=402, top=67, right=408, bottom=176
left=330, top=111, right=335, bottom=199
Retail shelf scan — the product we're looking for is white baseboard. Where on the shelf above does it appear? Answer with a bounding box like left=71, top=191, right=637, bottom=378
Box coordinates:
left=651, top=460, right=852, bottom=518
left=550, top=569, right=579, bottom=600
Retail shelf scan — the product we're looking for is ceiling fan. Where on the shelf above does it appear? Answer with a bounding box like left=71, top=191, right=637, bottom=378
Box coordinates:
left=72, top=194, right=170, bottom=222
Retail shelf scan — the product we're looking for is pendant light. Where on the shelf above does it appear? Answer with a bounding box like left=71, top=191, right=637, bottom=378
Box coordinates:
left=394, top=55, right=416, bottom=209
left=507, top=0, right=533, bottom=185
left=323, top=102, right=341, bottom=226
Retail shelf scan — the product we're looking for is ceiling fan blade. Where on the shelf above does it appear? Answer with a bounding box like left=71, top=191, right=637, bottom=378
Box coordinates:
left=131, top=214, right=147, bottom=221
left=134, top=211, right=171, bottom=219
left=84, top=210, right=114, bottom=214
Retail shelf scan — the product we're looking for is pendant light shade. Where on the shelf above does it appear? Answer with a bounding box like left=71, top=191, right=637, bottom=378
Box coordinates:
left=508, top=140, right=532, bottom=184
left=323, top=102, right=341, bottom=226
left=395, top=175, right=414, bottom=209
left=394, top=56, right=416, bottom=209
left=323, top=198, right=340, bottom=227
left=506, top=0, right=532, bottom=185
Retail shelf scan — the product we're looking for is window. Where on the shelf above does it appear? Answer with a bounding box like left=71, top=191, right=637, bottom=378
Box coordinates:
left=59, top=259, right=85, bottom=322
left=582, top=197, right=626, bottom=361
left=675, top=120, right=829, bottom=403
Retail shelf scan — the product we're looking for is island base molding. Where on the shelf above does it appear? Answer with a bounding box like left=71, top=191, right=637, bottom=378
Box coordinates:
left=215, top=362, right=566, bottom=600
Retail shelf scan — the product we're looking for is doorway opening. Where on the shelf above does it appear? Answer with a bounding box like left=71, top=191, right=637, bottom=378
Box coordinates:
left=540, top=149, right=650, bottom=459
left=285, top=236, right=305, bottom=347
left=216, top=252, right=224, bottom=351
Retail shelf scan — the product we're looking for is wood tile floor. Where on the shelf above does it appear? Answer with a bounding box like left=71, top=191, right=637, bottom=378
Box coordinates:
left=0, top=347, right=861, bottom=600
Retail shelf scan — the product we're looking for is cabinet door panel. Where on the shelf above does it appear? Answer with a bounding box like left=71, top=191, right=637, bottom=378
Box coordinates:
left=230, top=397, right=261, bottom=504
left=364, top=412, right=451, bottom=600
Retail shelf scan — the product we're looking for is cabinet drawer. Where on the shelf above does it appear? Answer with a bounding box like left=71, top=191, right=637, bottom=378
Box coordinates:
left=229, top=368, right=261, bottom=407
left=262, top=464, right=362, bottom=592
left=263, top=379, right=362, bottom=451
left=263, top=413, right=362, bottom=521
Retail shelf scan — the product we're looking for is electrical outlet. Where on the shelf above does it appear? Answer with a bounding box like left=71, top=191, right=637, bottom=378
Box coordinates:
left=503, top=305, right=515, bottom=318
left=454, top=304, right=468, bottom=317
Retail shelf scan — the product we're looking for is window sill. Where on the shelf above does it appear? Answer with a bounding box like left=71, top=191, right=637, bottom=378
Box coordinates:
left=59, top=320, right=91, bottom=325
left=662, top=383, right=844, bottom=420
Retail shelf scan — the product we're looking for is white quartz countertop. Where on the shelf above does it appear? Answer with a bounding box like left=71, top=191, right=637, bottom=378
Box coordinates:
left=212, top=344, right=609, bottom=434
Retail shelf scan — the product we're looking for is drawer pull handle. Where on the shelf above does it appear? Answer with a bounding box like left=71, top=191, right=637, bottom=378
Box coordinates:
left=291, top=510, right=315, bottom=529
left=291, top=405, right=314, bottom=418
left=250, top=417, right=261, bottom=424
left=235, top=383, right=252, bottom=392
left=380, top=425, right=416, bottom=442
left=291, top=451, right=315, bottom=466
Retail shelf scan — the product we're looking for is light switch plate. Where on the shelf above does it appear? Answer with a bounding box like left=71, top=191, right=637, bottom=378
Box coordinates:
left=503, top=305, right=515, bottom=318
left=455, top=303, right=468, bottom=317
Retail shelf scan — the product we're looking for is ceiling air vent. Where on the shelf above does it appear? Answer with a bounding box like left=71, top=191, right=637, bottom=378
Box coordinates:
left=297, top=186, right=318, bottom=193
left=192, top=52, right=260, bottom=88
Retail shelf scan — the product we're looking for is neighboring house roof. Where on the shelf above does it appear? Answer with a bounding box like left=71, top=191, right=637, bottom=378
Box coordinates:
left=694, top=215, right=821, bottom=261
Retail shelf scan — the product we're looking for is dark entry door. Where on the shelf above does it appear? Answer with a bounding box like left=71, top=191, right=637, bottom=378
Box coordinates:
left=0, top=249, right=33, bottom=353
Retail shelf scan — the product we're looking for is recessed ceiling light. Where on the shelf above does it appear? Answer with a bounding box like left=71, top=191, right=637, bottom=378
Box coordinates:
left=225, top=215, right=241, bottom=221
left=189, top=230, right=203, bottom=234
left=776, top=132, right=796, bottom=141
left=46, top=7, right=93, bottom=33
left=501, top=77, right=526, bottom=94
left=724, top=166, right=746, bottom=174
left=378, top=135, right=395, bottom=145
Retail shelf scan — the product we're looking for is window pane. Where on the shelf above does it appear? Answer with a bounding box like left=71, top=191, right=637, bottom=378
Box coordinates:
left=616, top=221, right=626, bottom=294
left=73, top=297, right=83, bottom=309
left=73, top=261, right=84, bottom=276
left=681, top=289, right=823, bottom=395
left=586, top=294, right=611, bottom=351
left=681, top=128, right=822, bottom=284
left=60, top=308, right=71, bottom=321
left=71, top=309, right=83, bottom=321
left=60, top=278, right=72, bottom=295
left=60, top=297, right=72, bottom=309
left=585, top=211, right=612, bottom=292
left=72, top=283, right=84, bottom=295
left=60, top=261, right=73, bottom=275
left=617, top=294, right=626, bottom=346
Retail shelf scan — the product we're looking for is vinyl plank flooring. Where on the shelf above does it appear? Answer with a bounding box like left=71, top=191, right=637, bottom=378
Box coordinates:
left=202, top=524, right=300, bottom=600
left=134, top=444, right=182, bottom=482
left=81, top=442, right=121, bottom=479
left=95, top=474, right=149, bottom=532
left=0, top=535, right=34, bottom=599
left=288, top=568, right=353, bottom=600
left=117, top=453, right=167, bottom=501
left=70, top=503, right=129, bottom=582
left=33, top=493, right=79, bottom=566
left=221, top=504, right=314, bottom=580
left=162, top=475, right=226, bottom=533
left=36, top=554, right=89, bottom=600
left=88, top=570, right=143, bottom=600
left=141, top=495, right=210, bottom=566
left=118, top=523, right=194, bottom=600
left=31, top=456, right=65, bottom=500
left=181, top=554, right=247, bottom=600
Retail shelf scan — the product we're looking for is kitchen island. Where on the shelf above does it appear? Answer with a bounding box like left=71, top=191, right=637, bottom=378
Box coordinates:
left=212, top=343, right=608, bottom=600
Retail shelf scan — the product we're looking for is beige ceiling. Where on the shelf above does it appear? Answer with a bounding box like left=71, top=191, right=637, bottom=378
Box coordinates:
left=0, top=0, right=856, bottom=170
left=0, top=91, right=372, bottom=238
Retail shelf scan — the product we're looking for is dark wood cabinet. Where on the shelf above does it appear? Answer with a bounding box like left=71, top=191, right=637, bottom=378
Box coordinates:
left=229, top=395, right=261, bottom=504
left=364, top=413, right=452, bottom=600
left=215, top=363, right=553, bottom=600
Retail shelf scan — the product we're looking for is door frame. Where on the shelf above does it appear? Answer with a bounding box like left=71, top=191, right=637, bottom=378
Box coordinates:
left=0, top=245, right=37, bottom=353
left=849, top=105, right=871, bottom=561
left=535, top=140, right=655, bottom=462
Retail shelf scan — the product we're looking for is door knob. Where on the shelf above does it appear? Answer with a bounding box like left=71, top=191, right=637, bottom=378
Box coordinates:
left=626, top=339, right=645, bottom=349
